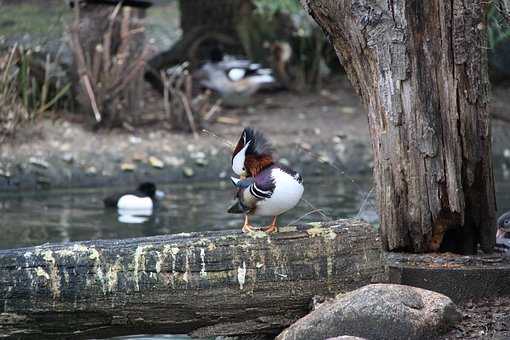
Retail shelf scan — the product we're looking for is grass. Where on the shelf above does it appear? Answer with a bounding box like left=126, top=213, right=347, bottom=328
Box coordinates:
left=0, top=3, right=69, bottom=46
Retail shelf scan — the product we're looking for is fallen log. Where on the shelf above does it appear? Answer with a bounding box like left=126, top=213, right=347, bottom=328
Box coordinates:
left=0, top=220, right=384, bottom=339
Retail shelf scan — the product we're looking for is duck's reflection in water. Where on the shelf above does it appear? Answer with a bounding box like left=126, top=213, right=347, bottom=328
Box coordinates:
left=117, top=208, right=154, bottom=224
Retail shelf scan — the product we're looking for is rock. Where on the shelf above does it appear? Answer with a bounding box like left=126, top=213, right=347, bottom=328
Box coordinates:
left=340, top=106, right=356, bottom=114
left=61, top=153, right=74, bottom=164
left=85, top=166, right=97, bottom=176
left=164, top=156, right=184, bottom=167
left=279, top=158, right=290, bottom=166
left=120, top=163, right=136, bottom=172
left=129, top=136, right=142, bottom=144
left=148, top=156, right=164, bottom=169
left=29, top=157, right=50, bottom=169
left=195, top=157, right=208, bottom=167
left=276, top=284, right=461, bottom=340
left=0, top=168, right=11, bottom=178
left=182, top=166, right=194, bottom=177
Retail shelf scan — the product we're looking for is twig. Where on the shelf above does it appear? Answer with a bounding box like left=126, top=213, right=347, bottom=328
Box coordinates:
left=203, top=99, right=222, bottom=122
left=82, top=74, right=102, bottom=122
left=178, top=92, right=199, bottom=139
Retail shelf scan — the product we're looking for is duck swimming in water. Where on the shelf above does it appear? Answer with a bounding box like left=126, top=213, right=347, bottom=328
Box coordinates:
left=228, top=127, right=304, bottom=233
left=103, top=182, right=163, bottom=210
left=197, top=48, right=276, bottom=106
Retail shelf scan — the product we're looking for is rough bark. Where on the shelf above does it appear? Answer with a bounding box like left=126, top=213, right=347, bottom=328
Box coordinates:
left=302, top=0, right=496, bottom=253
left=0, top=220, right=384, bottom=339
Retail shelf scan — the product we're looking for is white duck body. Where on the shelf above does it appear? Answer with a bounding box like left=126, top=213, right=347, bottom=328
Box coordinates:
left=117, top=195, right=154, bottom=210
left=253, top=167, right=304, bottom=216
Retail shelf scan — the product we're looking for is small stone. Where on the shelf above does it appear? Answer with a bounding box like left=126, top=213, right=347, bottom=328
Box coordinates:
left=504, top=149, right=510, bottom=158
left=219, top=170, right=227, bottom=179
left=183, top=166, right=194, bottom=177
left=148, top=156, right=164, bottom=169
left=298, top=113, right=306, bottom=120
left=164, top=156, right=184, bottom=167
left=129, top=136, right=142, bottom=144
left=340, top=106, right=356, bottom=114
left=0, top=169, right=11, bottom=178
left=332, top=136, right=342, bottom=144
left=314, top=128, right=321, bottom=135
left=132, top=152, right=146, bottom=162
left=121, top=163, right=136, bottom=172
left=280, top=158, right=290, bottom=166
left=318, top=153, right=331, bottom=164
left=190, top=151, right=206, bottom=159
left=29, top=157, right=50, bottom=169
left=195, top=157, right=208, bottom=167
left=85, top=166, right=97, bottom=176
left=300, top=142, right=312, bottom=151
left=36, top=177, right=51, bottom=185
left=61, top=153, right=74, bottom=164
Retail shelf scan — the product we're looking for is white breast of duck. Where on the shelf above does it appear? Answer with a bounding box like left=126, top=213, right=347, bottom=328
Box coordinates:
left=117, top=195, right=154, bottom=210
left=254, top=166, right=304, bottom=217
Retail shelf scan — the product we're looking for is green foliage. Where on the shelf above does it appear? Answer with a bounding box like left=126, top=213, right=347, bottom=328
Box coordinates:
left=0, top=45, right=70, bottom=142
left=15, top=47, right=71, bottom=117
left=253, top=0, right=302, bottom=16
left=488, top=4, right=510, bottom=49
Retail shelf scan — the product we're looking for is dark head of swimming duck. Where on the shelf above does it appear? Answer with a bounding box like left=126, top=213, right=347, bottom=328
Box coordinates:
left=103, top=182, right=160, bottom=210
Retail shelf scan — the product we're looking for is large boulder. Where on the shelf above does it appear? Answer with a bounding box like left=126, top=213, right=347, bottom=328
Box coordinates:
left=276, top=284, right=461, bottom=340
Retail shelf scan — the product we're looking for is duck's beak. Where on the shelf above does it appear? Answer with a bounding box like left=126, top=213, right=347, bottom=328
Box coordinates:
left=155, top=190, right=165, bottom=199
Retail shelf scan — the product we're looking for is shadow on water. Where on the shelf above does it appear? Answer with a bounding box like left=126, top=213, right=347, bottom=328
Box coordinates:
left=0, top=175, right=377, bottom=250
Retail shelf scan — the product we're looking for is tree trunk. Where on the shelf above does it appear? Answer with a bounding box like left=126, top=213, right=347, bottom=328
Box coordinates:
left=302, top=0, right=496, bottom=254
left=0, top=220, right=385, bottom=339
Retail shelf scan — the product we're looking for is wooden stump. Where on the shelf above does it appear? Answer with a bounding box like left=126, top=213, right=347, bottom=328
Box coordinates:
left=0, top=220, right=384, bottom=338
left=69, top=2, right=149, bottom=126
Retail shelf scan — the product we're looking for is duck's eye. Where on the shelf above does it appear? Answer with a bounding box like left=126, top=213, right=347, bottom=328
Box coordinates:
left=505, top=219, right=510, bottom=225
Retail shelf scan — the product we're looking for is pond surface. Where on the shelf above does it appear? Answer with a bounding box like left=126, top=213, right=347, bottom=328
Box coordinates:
left=0, top=175, right=378, bottom=250
left=1, top=173, right=510, bottom=251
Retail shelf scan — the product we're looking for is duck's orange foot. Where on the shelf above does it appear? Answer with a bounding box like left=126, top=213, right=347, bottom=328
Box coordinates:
left=261, top=224, right=278, bottom=234
left=242, top=215, right=257, bottom=233
left=242, top=224, right=257, bottom=233
left=261, top=216, right=278, bottom=234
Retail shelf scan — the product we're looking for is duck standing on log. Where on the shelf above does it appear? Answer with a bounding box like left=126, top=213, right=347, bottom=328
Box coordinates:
left=228, top=128, right=304, bottom=233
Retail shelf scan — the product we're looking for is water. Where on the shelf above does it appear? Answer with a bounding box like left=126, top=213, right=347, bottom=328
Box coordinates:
left=0, top=175, right=377, bottom=250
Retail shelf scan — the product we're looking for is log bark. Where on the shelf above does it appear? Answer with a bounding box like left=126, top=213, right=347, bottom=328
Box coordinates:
left=302, top=0, right=497, bottom=253
left=0, top=220, right=384, bottom=339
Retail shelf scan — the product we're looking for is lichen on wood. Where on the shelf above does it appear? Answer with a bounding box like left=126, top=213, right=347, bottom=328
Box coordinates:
left=0, top=219, right=384, bottom=339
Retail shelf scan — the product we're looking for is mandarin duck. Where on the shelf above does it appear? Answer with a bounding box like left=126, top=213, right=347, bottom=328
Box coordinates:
left=228, top=127, right=304, bottom=233
left=197, top=48, right=276, bottom=106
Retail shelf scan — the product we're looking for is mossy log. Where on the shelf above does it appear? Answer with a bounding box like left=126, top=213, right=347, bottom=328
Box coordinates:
left=0, top=220, right=384, bottom=339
